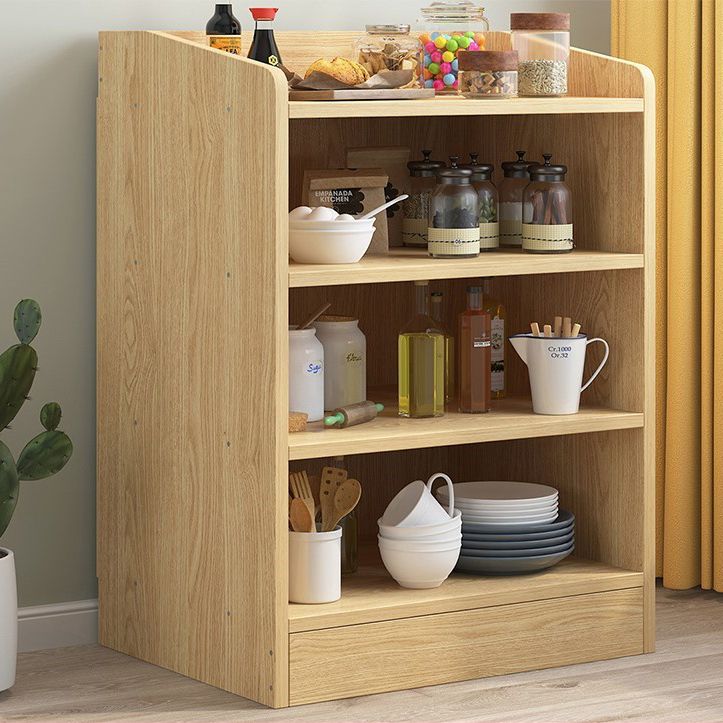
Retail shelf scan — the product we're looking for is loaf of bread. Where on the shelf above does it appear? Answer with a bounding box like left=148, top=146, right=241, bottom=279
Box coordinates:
left=305, top=57, right=370, bottom=85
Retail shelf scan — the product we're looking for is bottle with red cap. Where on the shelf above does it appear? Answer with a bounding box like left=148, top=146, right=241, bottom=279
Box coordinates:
left=248, top=8, right=282, bottom=67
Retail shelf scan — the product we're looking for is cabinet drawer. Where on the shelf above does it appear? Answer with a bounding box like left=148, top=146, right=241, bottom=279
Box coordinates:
left=289, top=587, right=643, bottom=705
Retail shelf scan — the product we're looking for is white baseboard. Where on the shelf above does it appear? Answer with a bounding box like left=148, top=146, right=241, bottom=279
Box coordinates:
left=17, top=599, right=98, bottom=652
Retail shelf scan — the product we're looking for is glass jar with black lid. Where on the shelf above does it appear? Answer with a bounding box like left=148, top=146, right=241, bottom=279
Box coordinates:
left=428, top=156, right=480, bottom=258
left=522, top=153, right=573, bottom=253
left=461, top=153, right=499, bottom=250
left=402, top=150, right=446, bottom=248
left=499, top=150, right=535, bottom=247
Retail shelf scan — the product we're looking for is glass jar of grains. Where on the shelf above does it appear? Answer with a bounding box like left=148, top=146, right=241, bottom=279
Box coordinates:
left=354, top=25, right=421, bottom=86
left=461, top=153, right=499, bottom=250
left=403, top=150, right=446, bottom=248
left=428, top=157, right=480, bottom=258
left=417, top=0, right=490, bottom=93
left=499, top=150, right=535, bottom=247
left=458, top=50, right=518, bottom=98
left=511, top=13, right=570, bottom=96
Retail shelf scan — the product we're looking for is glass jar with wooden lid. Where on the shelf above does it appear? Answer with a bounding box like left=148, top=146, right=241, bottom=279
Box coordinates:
left=458, top=50, right=518, bottom=98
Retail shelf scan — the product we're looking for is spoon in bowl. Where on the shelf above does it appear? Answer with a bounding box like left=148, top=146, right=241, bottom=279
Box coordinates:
left=359, top=194, right=409, bottom=220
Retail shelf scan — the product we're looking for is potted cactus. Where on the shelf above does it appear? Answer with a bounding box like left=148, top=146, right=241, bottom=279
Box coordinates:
left=0, top=300, right=73, bottom=692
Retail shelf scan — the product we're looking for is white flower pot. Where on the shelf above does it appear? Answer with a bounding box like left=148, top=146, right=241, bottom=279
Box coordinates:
left=0, top=548, right=17, bottom=691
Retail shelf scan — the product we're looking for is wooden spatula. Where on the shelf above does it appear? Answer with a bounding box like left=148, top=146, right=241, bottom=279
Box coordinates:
left=289, top=497, right=314, bottom=533
left=324, top=478, right=362, bottom=532
left=320, top=466, right=347, bottom=532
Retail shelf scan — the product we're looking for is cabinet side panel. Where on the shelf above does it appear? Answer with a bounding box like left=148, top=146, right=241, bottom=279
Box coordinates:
left=97, top=31, right=288, bottom=706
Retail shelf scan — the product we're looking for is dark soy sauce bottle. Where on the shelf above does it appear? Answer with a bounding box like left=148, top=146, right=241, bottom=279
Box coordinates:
left=248, top=7, right=282, bottom=66
left=206, top=4, right=241, bottom=54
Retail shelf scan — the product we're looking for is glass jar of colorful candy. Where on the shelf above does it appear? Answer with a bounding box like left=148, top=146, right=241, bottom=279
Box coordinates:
left=417, top=0, right=490, bottom=93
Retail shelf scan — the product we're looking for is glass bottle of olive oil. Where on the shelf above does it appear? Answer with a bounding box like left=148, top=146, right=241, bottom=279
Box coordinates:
left=399, top=281, right=445, bottom=418
left=430, top=291, right=455, bottom=405
left=481, top=278, right=507, bottom=399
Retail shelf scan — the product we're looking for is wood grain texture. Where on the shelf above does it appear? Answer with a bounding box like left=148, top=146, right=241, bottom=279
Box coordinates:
left=97, top=31, right=289, bottom=706
left=289, top=588, right=644, bottom=705
left=289, top=556, right=642, bottom=632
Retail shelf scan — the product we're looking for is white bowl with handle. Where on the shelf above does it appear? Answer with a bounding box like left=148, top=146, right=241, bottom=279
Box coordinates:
left=380, top=473, right=455, bottom=528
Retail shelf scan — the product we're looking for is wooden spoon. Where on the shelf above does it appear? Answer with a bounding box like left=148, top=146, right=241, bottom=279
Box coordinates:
left=324, top=479, right=362, bottom=532
left=289, top=497, right=315, bottom=533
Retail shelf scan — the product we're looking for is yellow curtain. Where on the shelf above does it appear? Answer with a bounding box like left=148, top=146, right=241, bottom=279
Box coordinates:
left=612, top=0, right=722, bottom=591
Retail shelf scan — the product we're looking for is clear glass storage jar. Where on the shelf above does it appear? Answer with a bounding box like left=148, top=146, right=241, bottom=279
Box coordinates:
left=402, top=150, right=446, bottom=247
left=461, top=153, right=499, bottom=250
left=428, top=157, right=480, bottom=258
left=354, top=24, right=421, bottom=86
left=458, top=50, right=518, bottom=98
left=499, top=150, right=534, bottom=247
left=522, top=153, right=573, bottom=254
left=511, top=12, right=570, bottom=96
left=417, top=1, right=490, bottom=93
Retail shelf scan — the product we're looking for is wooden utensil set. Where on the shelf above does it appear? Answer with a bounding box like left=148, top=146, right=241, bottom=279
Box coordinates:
left=530, top=316, right=582, bottom=339
left=289, top=467, right=361, bottom=533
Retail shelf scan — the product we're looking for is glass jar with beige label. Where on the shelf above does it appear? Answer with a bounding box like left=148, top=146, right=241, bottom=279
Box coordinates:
left=522, top=154, right=573, bottom=253
left=403, top=150, right=446, bottom=248
left=428, top=157, right=480, bottom=258
left=461, top=153, right=499, bottom=251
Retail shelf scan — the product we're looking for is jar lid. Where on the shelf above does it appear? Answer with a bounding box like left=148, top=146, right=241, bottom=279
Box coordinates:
left=420, top=0, right=487, bottom=22
left=502, top=150, right=534, bottom=178
left=458, top=50, right=518, bottom=72
left=408, top=149, right=446, bottom=177
left=529, top=153, right=567, bottom=181
left=437, top=156, right=474, bottom=184
left=316, top=314, right=358, bottom=323
left=510, top=12, right=570, bottom=31
left=460, top=153, right=494, bottom=181
left=365, top=24, right=411, bottom=34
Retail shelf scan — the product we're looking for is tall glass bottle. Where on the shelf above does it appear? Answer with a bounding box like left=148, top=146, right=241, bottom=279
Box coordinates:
left=481, top=278, right=507, bottom=399
left=430, top=291, right=455, bottom=404
left=458, top=285, right=491, bottom=413
left=248, top=7, right=282, bottom=66
left=333, top=455, right=358, bottom=574
left=206, top=4, right=242, bottom=54
left=399, top=281, right=445, bottom=418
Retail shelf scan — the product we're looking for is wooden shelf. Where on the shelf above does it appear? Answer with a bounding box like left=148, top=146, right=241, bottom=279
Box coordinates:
left=288, top=556, right=643, bottom=632
left=289, top=249, right=644, bottom=288
left=288, top=397, right=644, bottom=460
left=288, top=96, right=644, bottom=120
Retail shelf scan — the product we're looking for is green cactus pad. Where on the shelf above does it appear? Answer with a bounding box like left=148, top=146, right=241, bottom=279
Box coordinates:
left=41, top=402, right=62, bottom=431
left=0, top=440, right=19, bottom=538
left=13, top=299, right=42, bottom=344
left=0, top=343, right=38, bottom=431
left=17, top=430, right=73, bottom=481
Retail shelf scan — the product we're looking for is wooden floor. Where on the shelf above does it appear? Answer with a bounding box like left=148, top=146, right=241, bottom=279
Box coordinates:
left=2, top=586, right=722, bottom=722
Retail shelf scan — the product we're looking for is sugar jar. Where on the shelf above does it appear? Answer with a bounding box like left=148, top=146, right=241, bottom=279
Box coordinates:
left=289, top=326, right=324, bottom=421
left=511, top=13, right=570, bottom=96
left=499, top=150, right=534, bottom=247
left=461, top=153, right=499, bottom=250
left=354, top=25, right=421, bottom=86
left=417, top=1, right=490, bottom=93
left=522, top=153, right=573, bottom=253
left=428, top=157, right=480, bottom=258
left=402, top=150, right=446, bottom=248
left=313, top=315, right=367, bottom=410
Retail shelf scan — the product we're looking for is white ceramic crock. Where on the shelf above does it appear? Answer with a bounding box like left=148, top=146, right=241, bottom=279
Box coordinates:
left=289, top=326, right=324, bottom=422
left=288, top=526, right=342, bottom=604
left=313, top=316, right=366, bottom=410
left=0, top=548, right=17, bottom=692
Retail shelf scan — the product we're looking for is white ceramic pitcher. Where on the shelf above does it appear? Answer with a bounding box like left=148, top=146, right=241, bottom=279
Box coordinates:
left=509, top=333, right=610, bottom=415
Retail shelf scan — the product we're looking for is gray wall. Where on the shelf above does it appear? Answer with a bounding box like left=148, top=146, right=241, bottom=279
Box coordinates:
left=0, top=0, right=609, bottom=607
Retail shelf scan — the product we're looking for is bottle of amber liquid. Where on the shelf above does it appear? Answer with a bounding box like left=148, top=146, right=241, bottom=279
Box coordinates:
left=399, top=281, right=445, bottom=418
left=481, top=278, right=507, bottom=399
left=206, top=4, right=242, bottom=54
left=430, top=291, right=455, bottom=405
left=458, top=285, right=491, bottom=413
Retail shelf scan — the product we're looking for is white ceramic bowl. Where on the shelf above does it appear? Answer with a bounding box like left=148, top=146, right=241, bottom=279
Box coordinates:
left=288, top=225, right=376, bottom=264
left=379, top=542, right=461, bottom=589
left=289, top=219, right=375, bottom=231
left=380, top=474, right=455, bottom=528
left=378, top=533, right=462, bottom=551
left=377, top=509, right=462, bottom=540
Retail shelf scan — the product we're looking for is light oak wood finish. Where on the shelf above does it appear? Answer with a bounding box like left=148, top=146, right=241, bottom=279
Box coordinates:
left=289, top=588, right=643, bottom=705
left=98, top=30, right=654, bottom=707
left=97, top=31, right=289, bottom=706
left=289, top=249, right=644, bottom=288
left=289, top=556, right=642, bottom=633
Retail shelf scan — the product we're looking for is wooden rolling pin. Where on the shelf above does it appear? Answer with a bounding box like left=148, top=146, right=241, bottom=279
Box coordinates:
left=324, top=401, right=384, bottom=428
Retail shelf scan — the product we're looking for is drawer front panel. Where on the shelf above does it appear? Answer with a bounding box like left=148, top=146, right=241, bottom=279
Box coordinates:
left=289, top=587, right=643, bottom=705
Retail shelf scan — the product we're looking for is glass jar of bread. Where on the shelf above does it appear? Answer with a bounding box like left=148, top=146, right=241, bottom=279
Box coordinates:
left=354, top=25, right=421, bottom=87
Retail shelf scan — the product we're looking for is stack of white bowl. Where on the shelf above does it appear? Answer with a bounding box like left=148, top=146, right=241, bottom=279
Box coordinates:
left=377, top=473, right=462, bottom=589
left=288, top=206, right=376, bottom=264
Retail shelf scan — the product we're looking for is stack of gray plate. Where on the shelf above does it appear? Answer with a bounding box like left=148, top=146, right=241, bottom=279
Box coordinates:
left=435, top=481, right=575, bottom=575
